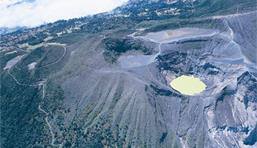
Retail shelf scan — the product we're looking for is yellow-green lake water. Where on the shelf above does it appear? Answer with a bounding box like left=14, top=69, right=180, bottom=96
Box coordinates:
left=170, top=75, right=206, bottom=96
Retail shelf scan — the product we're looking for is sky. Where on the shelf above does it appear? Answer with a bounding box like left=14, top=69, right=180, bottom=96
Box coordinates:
left=0, top=0, right=128, bottom=28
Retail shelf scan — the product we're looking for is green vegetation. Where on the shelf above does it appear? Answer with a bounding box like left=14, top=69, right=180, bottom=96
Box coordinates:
left=103, top=38, right=150, bottom=63
left=1, top=44, right=68, bottom=147
left=1, top=0, right=256, bottom=147
left=0, top=73, right=47, bottom=148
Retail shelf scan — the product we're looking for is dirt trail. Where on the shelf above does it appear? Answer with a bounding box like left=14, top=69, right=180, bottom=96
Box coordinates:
left=6, top=43, right=66, bottom=147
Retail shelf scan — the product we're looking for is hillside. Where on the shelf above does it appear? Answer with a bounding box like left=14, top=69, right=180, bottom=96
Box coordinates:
left=1, top=0, right=257, bottom=147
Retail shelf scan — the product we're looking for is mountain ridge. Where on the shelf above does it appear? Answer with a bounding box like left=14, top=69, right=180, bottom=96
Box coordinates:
left=1, top=0, right=257, bottom=147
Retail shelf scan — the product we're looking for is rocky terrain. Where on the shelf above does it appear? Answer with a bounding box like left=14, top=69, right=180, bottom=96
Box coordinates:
left=1, top=0, right=257, bottom=147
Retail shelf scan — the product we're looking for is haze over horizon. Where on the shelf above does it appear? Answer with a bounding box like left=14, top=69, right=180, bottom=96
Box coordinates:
left=1, top=0, right=257, bottom=147
left=0, top=0, right=128, bottom=28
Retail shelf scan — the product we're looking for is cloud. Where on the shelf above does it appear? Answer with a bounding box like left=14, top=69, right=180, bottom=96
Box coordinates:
left=0, top=0, right=128, bottom=28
